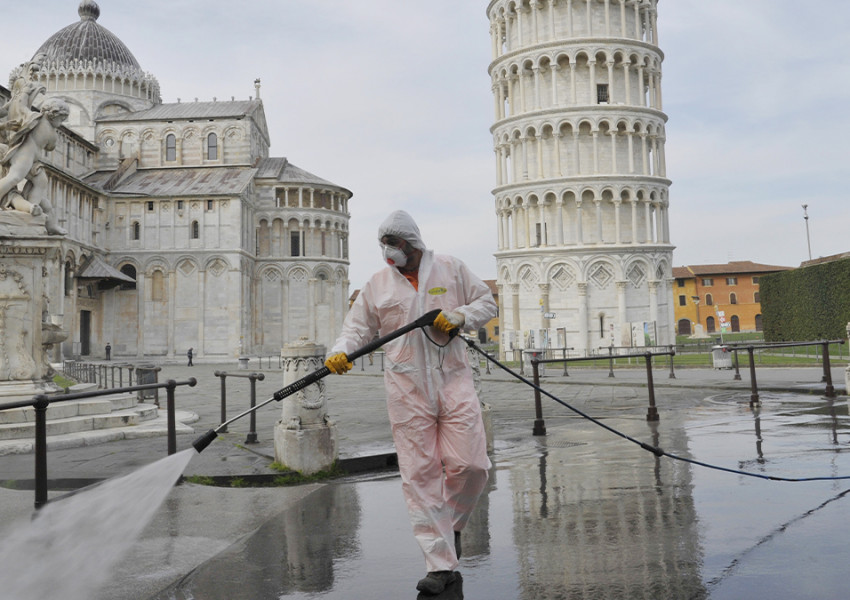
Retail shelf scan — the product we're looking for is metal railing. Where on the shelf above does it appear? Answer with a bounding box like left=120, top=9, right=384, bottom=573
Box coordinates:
left=530, top=349, right=675, bottom=434
left=721, top=339, right=846, bottom=405
left=62, top=360, right=161, bottom=402
left=0, top=378, right=197, bottom=509
left=213, top=371, right=265, bottom=443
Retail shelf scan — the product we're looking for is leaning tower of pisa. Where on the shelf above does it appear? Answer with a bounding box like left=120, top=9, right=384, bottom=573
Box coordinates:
left=487, top=0, right=673, bottom=358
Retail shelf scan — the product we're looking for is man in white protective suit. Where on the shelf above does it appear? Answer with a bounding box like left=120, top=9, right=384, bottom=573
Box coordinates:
left=325, top=210, right=497, bottom=595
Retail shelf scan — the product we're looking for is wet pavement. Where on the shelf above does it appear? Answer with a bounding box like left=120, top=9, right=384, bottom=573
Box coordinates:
left=1, top=358, right=849, bottom=599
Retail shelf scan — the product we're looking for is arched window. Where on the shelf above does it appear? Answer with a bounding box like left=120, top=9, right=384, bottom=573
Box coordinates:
left=119, top=264, right=136, bottom=290
left=706, top=316, right=716, bottom=333
left=165, top=134, right=176, bottom=161
left=191, top=220, right=200, bottom=239
left=705, top=293, right=713, bottom=306
left=132, top=221, right=140, bottom=240
left=64, top=261, right=73, bottom=296
left=730, top=292, right=737, bottom=305
left=731, top=315, right=740, bottom=332
left=151, top=270, right=165, bottom=302
left=755, top=314, right=763, bottom=331
left=754, top=291, right=760, bottom=303
left=206, top=133, right=217, bottom=160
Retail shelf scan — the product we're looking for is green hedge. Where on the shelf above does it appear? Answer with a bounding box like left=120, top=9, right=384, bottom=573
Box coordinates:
left=761, top=258, right=850, bottom=341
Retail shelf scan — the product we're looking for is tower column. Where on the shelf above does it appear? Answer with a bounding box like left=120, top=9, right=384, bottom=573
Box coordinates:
left=556, top=198, right=565, bottom=245
left=554, top=132, right=563, bottom=176
left=532, top=66, right=541, bottom=110
left=616, top=280, right=627, bottom=337
left=577, top=282, right=588, bottom=353
left=613, top=198, right=622, bottom=243
left=550, top=64, right=559, bottom=106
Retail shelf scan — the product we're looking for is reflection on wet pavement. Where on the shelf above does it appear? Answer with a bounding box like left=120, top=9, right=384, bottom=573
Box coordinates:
left=154, top=393, right=850, bottom=599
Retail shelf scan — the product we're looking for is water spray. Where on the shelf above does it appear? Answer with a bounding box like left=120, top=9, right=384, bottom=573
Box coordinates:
left=192, top=308, right=443, bottom=453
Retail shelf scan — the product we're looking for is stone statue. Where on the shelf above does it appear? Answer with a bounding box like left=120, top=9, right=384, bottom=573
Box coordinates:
left=0, top=56, right=68, bottom=236
left=1, top=54, right=47, bottom=134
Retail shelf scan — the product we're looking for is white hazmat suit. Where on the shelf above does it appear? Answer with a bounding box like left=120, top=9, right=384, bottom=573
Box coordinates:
left=330, top=211, right=497, bottom=573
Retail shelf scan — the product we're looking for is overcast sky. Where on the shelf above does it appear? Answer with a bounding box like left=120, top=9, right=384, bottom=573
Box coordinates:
left=2, top=0, right=848, bottom=288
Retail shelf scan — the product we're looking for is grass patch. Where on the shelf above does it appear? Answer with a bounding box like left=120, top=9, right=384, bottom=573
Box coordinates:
left=270, top=461, right=344, bottom=485
left=182, top=463, right=346, bottom=488
left=183, top=475, right=215, bottom=486
left=52, top=374, right=76, bottom=389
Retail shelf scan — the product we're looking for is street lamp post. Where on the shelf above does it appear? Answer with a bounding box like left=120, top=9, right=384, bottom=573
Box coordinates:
left=802, top=204, right=812, bottom=261
left=691, top=296, right=700, bottom=335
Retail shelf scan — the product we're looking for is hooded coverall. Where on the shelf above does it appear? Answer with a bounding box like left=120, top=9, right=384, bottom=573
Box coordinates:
left=330, top=217, right=496, bottom=573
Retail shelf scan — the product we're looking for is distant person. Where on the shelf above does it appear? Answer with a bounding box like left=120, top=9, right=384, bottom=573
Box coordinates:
left=187, top=347, right=193, bottom=367
left=325, top=210, right=496, bottom=595
left=105, top=343, right=111, bottom=361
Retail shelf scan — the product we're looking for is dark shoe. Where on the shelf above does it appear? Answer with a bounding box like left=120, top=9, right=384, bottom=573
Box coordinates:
left=454, top=530, right=462, bottom=559
left=416, top=570, right=457, bottom=595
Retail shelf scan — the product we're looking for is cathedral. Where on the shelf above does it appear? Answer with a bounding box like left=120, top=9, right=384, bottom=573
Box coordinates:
left=1, top=1, right=352, bottom=361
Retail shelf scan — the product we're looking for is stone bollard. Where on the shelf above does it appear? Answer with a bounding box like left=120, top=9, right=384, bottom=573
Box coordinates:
left=274, top=338, right=338, bottom=474
left=467, top=341, right=494, bottom=454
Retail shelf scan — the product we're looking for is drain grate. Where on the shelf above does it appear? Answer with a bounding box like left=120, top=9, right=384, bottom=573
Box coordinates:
left=543, top=439, right=587, bottom=448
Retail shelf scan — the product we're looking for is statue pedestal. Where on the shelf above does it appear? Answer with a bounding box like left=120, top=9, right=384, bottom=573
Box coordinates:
left=0, top=236, right=64, bottom=406
left=274, top=339, right=338, bottom=474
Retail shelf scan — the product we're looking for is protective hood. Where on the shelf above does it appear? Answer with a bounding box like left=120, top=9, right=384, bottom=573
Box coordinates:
left=378, top=210, right=427, bottom=251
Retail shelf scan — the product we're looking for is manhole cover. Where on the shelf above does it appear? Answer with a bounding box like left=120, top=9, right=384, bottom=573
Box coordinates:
left=543, top=439, right=587, bottom=448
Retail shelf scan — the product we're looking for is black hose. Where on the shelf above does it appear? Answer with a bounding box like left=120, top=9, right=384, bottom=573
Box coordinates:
left=192, top=308, right=443, bottom=453
left=461, top=337, right=850, bottom=483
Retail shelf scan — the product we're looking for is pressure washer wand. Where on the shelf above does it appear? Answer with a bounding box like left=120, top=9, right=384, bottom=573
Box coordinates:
left=192, top=308, right=443, bottom=453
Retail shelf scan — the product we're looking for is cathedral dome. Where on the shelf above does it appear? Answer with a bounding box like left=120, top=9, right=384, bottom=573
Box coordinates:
left=19, top=0, right=161, bottom=109
left=34, top=1, right=141, bottom=70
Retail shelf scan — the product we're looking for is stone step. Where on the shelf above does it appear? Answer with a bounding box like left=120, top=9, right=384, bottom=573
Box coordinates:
left=0, top=408, right=199, bottom=456
left=0, top=402, right=158, bottom=441
left=0, top=393, right=142, bottom=425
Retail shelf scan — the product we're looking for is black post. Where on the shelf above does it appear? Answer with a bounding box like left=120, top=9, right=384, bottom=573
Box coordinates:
left=34, top=397, right=49, bottom=510
left=153, top=367, right=161, bottom=407
left=645, top=353, right=659, bottom=422
left=532, top=359, right=546, bottom=436
left=608, top=345, right=615, bottom=378
left=245, top=373, right=265, bottom=444
left=166, top=380, right=177, bottom=455
left=733, top=349, right=742, bottom=381
left=668, top=344, right=676, bottom=379
left=822, top=341, right=835, bottom=398
left=215, top=371, right=228, bottom=433
left=748, top=346, right=760, bottom=406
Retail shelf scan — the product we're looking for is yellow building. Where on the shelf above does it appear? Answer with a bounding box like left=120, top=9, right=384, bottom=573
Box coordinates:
left=672, top=261, right=791, bottom=336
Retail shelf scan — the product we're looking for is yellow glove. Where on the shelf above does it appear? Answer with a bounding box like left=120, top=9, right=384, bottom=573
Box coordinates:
left=433, top=311, right=465, bottom=334
left=325, top=352, right=353, bottom=374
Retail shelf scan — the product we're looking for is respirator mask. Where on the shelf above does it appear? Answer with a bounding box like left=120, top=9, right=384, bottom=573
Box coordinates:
left=381, top=243, right=408, bottom=268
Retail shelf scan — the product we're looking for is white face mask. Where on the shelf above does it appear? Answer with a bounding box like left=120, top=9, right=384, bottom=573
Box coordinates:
left=382, top=244, right=407, bottom=268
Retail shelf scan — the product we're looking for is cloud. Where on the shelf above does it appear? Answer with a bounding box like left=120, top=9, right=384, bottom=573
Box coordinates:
left=4, top=0, right=849, bottom=283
